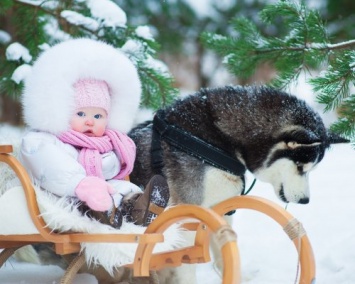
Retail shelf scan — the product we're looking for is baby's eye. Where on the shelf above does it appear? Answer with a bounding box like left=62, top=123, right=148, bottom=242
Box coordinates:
left=94, top=114, right=102, bottom=119
left=77, top=111, right=85, bottom=117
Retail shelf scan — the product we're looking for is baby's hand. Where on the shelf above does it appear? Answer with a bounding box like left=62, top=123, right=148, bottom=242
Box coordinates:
left=75, top=176, right=114, bottom=211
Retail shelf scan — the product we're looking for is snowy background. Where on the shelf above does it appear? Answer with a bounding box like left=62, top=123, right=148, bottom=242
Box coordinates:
left=1, top=1, right=354, bottom=283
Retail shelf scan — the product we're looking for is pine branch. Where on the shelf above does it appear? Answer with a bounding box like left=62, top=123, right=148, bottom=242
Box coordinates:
left=138, top=64, right=178, bottom=109
left=323, top=39, right=355, bottom=50
left=1, top=0, right=178, bottom=111
left=15, top=0, right=101, bottom=37
left=202, top=0, right=355, bottom=144
left=254, top=39, right=355, bottom=54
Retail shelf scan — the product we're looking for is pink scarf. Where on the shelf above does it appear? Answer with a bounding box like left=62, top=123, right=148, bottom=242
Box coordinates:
left=58, top=129, right=136, bottom=180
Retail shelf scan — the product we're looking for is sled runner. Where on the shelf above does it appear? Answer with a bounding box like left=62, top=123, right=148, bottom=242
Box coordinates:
left=0, top=144, right=315, bottom=283
left=213, top=196, right=316, bottom=284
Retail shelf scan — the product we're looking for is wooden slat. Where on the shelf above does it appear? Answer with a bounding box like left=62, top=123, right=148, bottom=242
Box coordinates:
left=68, top=233, right=164, bottom=244
left=0, top=234, right=47, bottom=243
left=55, top=242, right=81, bottom=255
left=0, top=145, right=13, bottom=153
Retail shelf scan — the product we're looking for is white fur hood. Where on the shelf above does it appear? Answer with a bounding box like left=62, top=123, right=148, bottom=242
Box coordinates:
left=22, top=38, right=141, bottom=135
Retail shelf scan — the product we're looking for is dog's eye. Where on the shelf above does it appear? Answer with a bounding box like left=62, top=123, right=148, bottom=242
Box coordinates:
left=287, top=141, right=298, bottom=149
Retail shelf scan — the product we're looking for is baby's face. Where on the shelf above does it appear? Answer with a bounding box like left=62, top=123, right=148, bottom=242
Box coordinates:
left=70, top=107, right=108, bottom=137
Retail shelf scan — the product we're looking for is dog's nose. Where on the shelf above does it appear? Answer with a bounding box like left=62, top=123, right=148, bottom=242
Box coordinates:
left=298, top=197, right=309, bottom=204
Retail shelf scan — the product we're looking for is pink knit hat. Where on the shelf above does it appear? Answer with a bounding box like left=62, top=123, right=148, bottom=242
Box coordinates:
left=73, top=78, right=111, bottom=114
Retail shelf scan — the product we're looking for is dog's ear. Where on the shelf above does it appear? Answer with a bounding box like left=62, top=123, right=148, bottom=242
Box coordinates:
left=326, top=130, right=350, bottom=144
left=281, top=129, right=321, bottom=149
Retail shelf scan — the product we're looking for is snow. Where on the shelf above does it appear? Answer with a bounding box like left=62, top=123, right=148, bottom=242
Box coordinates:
left=121, top=39, right=145, bottom=62
left=60, top=0, right=127, bottom=30
left=5, top=42, right=32, bottom=63
left=182, top=0, right=246, bottom=20
left=327, top=39, right=355, bottom=51
left=61, top=10, right=100, bottom=32
left=87, top=0, right=127, bottom=28
left=231, top=143, right=355, bottom=284
left=145, top=56, right=170, bottom=74
left=183, top=0, right=218, bottom=19
left=43, top=18, right=71, bottom=43
left=135, top=25, right=154, bottom=41
left=17, top=0, right=59, bottom=10
left=11, top=64, right=32, bottom=84
left=0, top=123, right=354, bottom=283
left=17, top=0, right=127, bottom=26
left=0, top=30, right=11, bottom=44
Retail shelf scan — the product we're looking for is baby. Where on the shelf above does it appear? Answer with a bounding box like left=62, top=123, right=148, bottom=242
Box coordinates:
left=19, top=39, right=169, bottom=229
left=62, top=79, right=169, bottom=227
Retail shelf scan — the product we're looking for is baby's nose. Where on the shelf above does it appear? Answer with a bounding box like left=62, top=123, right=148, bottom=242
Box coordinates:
left=85, top=118, right=94, bottom=126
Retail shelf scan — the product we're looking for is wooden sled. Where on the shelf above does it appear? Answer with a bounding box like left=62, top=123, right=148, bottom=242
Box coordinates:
left=0, top=144, right=316, bottom=283
left=0, top=144, right=239, bottom=283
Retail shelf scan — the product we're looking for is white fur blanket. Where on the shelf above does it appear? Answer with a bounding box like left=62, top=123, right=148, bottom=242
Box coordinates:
left=0, top=127, right=184, bottom=274
left=0, top=186, right=184, bottom=274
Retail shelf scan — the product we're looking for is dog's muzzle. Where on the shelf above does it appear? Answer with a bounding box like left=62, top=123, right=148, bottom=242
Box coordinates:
left=279, top=186, right=309, bottom=204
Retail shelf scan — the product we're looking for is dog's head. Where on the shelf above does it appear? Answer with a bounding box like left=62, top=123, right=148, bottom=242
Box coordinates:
left=209, top=86, right=350, bottom=204
left=253, top=127, right=349, bottom=204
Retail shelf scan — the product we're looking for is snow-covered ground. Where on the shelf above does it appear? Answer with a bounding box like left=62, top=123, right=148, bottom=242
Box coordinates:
left=197, top=143, right=355, bottom=284
left=230, top=142, right=354, bottom=284
left=0, top=126, right=354, bottom=283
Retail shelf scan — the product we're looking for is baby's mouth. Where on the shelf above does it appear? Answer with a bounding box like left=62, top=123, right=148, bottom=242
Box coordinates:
left=84, top=130, right=94, bottom=136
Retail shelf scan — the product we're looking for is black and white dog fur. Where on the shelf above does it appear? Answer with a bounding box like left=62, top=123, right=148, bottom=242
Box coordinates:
left=130, top=85, right=346, bottom=207
left=128, top=85, right=347, bottom=283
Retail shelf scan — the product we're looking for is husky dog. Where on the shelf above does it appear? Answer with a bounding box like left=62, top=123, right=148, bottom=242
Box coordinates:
left=128, top=85, right=347, bottom=283
left=129, top=85, right=347, bottom=208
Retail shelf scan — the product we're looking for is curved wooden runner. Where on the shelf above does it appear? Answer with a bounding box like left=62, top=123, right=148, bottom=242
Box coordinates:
left=212, top=195, right=316, bottom=284
left=134, top=204, right=240, bottom=284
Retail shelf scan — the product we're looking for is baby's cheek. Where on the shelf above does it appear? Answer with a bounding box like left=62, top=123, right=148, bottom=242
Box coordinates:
left=70, top=120, right=83, bottom=132
left=96, top=125, right=106, bottom=136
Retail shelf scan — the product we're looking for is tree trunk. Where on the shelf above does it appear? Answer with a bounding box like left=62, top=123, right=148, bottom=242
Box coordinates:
left=0, top=10, right=24, bottom=126
left=0, top=96, right=24, bottom=126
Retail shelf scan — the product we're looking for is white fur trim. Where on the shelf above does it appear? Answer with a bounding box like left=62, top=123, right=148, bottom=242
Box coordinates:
left=22, top=38, right=141, bottom=134
left=0, top=186, right=38, bottom=234
left=0, top=186, right=185, bottom=275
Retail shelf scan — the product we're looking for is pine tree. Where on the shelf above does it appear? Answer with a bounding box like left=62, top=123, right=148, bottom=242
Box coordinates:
left=0, top=0, right=178, bottom=118
left=116, top=0, right=269, bottom=88
left=202, top=0, right=355, bottom=146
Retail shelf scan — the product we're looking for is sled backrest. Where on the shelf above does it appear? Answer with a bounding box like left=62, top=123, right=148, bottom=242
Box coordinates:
left=0, top=145, right=70, bottom=244
left=0, top=145, right=164, bottom=254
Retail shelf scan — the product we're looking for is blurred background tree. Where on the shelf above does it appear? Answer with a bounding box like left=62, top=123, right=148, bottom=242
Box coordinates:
left=1, top=0, right=354, bottom=146
left=201, top=0, right=355, bottom=145
left=0, top=0, right=179, bottom=125
left=115, top=0, right=274, bottom=90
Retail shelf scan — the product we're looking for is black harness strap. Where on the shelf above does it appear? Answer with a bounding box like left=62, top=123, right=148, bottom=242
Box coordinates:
left=151, top=123, right=165, bottom=176
left=151, top=109, right=246, bottom=177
